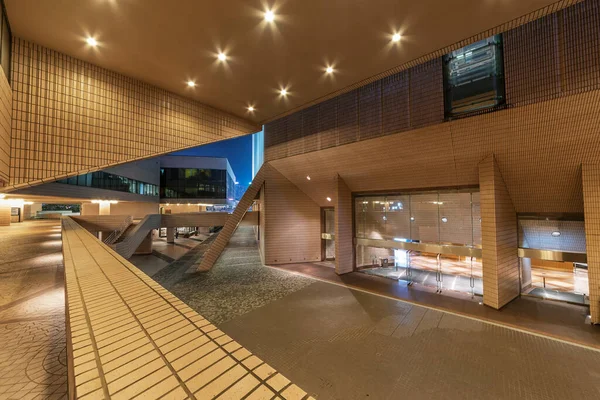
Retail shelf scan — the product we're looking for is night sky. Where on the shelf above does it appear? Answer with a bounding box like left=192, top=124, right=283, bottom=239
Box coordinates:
left=170, top=134, right=253, bottom=185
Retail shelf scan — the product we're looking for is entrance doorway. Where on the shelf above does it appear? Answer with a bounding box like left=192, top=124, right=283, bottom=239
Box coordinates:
left=321, top=208, right=335, bottom=261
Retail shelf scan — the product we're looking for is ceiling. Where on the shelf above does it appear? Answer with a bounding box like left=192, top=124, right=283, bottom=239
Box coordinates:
left=5, top=0, right=559, bottom=124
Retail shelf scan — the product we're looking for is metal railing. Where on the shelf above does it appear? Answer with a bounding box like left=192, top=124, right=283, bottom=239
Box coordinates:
left=102, top=216, right=133, bottom=245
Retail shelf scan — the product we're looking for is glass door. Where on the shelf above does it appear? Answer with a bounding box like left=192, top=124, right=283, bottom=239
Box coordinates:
left=322, top=208, right=335, bottom=261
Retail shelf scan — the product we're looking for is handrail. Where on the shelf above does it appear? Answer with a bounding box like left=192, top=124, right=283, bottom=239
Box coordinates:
left=102, top=215, right=133, bottom=244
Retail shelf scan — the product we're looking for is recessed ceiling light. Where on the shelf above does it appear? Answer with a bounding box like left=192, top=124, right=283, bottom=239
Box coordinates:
left=410, top=216, right=415, bottom=221
left=264, top=10, right=275, bottom=22
left=551, top=231, right=561, bottom=237
left=441, top=217, right=448, bottom=223
left=187, top=81, right=196, bottom=87
left=392, top=33, right=401, bottom=43
left=326, top=197, right=332, bottom=202
left=217, top=52, right=227, bottom=61
left=86, top=37, right=98, bottom=47
left=325, top=66, right=334, bottom=74
left=279, top=88, right=288, bottom=96
left=306, top=175, right=311, bottom=180
left=247, top=105, right=255, bottom=112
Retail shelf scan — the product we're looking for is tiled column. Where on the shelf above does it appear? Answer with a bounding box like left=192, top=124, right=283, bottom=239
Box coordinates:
left=582, top=164, right=600, bottom=323
left=166, top=227, right=175, bottom=244
left=0, top=202, right=10, bottom=226
left=335, top=174, right=353, bottom=275
left=479, top=155, right=519, bottom=309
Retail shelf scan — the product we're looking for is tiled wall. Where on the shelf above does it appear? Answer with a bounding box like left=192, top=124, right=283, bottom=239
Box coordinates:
left=479, top=155, right=519, bottom=309
left=582, top=164, right=600, bottom=323
left=264, top=0, right=600, bottom=165
left=519, top=219, right=586, bottom=252
left=335, top=175, right=353, bottom=274
left=263, top=166, right=321, bottom=265
left=7, top=38, right=258, bottom=190
left=0, top=64, right=11, bottom=186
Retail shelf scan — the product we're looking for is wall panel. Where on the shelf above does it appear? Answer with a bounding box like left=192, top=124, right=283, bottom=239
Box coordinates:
left=263, top=166, right=321, bottom=264
left=7, top=38, right=258, bottom=191
left=0, top=64, right=11, bottom=186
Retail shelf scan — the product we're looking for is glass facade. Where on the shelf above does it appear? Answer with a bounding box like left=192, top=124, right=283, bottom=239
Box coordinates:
left=355, top=191, right=481, bottom=246
left=252, top=130, right=264, bottom=179
left=160, top=168, right=233, bottom=200
left=443, top=35, right=504, bottom=118
left=355, top=190, right=483, bottom=296
left=57, top=172, right=159, bottom=196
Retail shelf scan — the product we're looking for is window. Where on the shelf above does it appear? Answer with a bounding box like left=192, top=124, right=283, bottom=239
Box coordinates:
left=443, top=35, right=505, bottom=118
left=57, top=172, right=158, bottom=197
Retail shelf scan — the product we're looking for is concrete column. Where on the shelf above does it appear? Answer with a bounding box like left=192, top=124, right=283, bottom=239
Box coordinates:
left=98, top=202, right=111, bottom=215
left=23, top=203, right=42, bottom=219
left=335, top=174, right=353, bottom=275
left=479, top=154, right=519, bottom=309
left=582, top=164, right=600, bottom=323
left=81, top=203, right=100, bottom=216
left=0, top=202, right=10, bottom=226
left=166, top=227, right=175, bottom=244
left=134, top=231, right=153, bottom=255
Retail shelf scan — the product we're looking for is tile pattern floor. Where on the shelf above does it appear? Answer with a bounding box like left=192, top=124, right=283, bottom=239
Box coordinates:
left=150, top=226, right=600, bottom=399
left=0, top=220, right=68, bottom=400
left=62, top=217, right=312, bottom=399
left=154, top=227, right=313, bottom=325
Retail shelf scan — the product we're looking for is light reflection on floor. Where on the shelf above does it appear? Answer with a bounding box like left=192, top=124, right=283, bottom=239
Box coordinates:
left=530, top=267, right=589, bottom=295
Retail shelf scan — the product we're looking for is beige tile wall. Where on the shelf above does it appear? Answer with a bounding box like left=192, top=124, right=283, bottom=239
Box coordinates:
left=0, top=64, right=11, bottom=187
left=335, top=175, right=353, bottom=274
left=263, top=165, right=321, bottom=265
left=7, top=38, right=258, bottom=191
left=0, top=202, right=10, bottom=226
left=479, top=155, right=520, bottom=309
left=582, top=164, right=600, bottom=323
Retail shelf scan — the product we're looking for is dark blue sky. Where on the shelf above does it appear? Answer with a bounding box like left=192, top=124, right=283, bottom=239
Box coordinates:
left=170, top=134, right=253, bottom=185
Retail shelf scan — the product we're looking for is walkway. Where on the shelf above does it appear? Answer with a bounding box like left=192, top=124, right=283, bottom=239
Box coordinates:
left=276, top=262, right=600, bottom=349
left=62, top=218, right=310, bottom=399
left=155, top=228, right=600, bottom=399
left=0, top=220, right=68, bottom=399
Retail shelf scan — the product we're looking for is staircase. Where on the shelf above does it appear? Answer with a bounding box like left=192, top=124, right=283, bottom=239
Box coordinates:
left=197, top=164, right=267, bottom=271
left=109, top=214, right=161, bottom=259
left=102, top=216, right=133, bottom=245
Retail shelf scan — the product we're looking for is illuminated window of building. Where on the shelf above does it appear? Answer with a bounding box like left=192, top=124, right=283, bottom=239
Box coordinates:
left=443, top=34, right=505, bottom=118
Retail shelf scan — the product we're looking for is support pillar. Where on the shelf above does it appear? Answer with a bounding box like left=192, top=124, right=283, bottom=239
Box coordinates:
left=134, top=231, right=153, bottom=255
left=166, top=227, right=175, bottom=244
left=335, top=174, right=353, bottom=275
left=0, top=202, right=10, bottom=226
left=479, top=154, right=519, bottom=309
left=582, top=164, right=600, bottom=323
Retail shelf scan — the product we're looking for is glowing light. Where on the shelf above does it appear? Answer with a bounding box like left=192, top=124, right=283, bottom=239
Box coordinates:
left=86, top=37, right=98, bottom=47
left=441, top=217, right=448, bottom=223
left=392, top=33, right=401, bottom=43
left=551, top=231, right=561, bottom=237
left=326, top=197, right=332, bottom=202
left=306, top=176, right=311, bottom=181
left=0, top=194, right=5, bottom=199
left=264, top=10, right=275, bottom=22
left=217, top=52, right=227, bottom=61
left=279, top=88, right=288, bottom=96
left=187, top=81, right=196, bottom=87
left=325, top=66, right=334, bottom=74
left=247, top=105, right=255, bottom=112
left=91, top=200, right=118, bottom=204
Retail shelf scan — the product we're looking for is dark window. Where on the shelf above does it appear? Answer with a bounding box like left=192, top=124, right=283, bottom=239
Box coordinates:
left=443, top=35, right=504, bottom=118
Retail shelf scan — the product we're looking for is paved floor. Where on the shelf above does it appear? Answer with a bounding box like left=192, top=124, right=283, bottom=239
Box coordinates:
left=0, top=220, right=67, bottom=400
left=277, top=262, right=600, bottom=349
left=152, top=227, right=600, bottom=399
